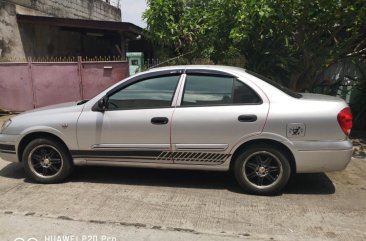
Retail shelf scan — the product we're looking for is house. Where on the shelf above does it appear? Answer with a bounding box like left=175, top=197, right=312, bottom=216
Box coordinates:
left=0, top=0, right=150, bottom=60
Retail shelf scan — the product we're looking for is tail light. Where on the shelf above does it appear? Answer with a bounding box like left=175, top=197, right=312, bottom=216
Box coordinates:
left=337, top=107, right=352, bottom=136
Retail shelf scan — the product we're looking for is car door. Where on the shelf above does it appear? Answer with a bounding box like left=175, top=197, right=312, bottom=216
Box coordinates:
left=75, top=71, right=183, bottom=163
left=170, top=69, right=269, bottom=165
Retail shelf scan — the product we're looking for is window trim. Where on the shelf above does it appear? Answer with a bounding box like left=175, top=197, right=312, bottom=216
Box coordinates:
left=171, top=73, right=187, bottom=107
left=177, top=74, right=263, bottom=108
left=185, top=69, right=235, bottom=77
left=104, top=105, right=176, bottom=111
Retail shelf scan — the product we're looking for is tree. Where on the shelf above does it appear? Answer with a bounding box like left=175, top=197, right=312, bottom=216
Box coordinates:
left=144, top=0, right=366, bottom=91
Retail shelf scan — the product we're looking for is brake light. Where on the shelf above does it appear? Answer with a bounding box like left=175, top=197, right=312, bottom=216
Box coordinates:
left=337, top=107, right=352, bottom=136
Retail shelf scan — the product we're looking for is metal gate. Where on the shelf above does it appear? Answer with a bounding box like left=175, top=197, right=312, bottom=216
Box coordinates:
left=0, top=57, right=128, bottom=112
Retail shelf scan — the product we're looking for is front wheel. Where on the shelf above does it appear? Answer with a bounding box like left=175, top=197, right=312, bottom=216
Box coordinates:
left=233, top=145, right=291, bottom=195
left=22, top=138, right=73, bottom=183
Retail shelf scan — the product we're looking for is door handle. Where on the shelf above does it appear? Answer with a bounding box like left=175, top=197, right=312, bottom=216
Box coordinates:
left=238, top=115, right=257, bottom=122
left=151, top=117, right=169, bottom=125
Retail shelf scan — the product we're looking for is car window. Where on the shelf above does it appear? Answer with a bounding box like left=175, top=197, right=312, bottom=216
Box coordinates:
left=108, top=75, right=180, bottom=109
left=233, top=79, right=262, bottom=104
left=182, top=75, right=261, bottom=106
left=245, top=70, right=302, bottom=98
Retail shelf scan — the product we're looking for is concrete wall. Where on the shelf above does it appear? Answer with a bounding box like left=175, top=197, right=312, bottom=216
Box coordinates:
left=0, top=0, right=121, bottom=59
left=0, top=2, right=25, bottom=58
left=7, top=0, right=121, bottom=21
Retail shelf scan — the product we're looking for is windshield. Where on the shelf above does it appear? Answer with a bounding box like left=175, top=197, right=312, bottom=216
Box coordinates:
left=245, top=70, right=302, bottom=98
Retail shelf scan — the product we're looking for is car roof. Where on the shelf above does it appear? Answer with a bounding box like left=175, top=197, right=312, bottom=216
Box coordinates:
left=144, top=65, right=246, bottom=74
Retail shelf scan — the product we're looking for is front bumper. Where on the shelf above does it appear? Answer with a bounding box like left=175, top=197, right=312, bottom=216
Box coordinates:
left=0, top=134, right=19, bottom=162
left=290, top=139, right=353, bottom=173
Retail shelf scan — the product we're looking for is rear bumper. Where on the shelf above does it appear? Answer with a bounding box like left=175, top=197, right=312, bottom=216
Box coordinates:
left=295, top=149, right=352, bottom=173
left=290, top=140, right=353, bottom=173
left=0, top=134, right=19, bottom=163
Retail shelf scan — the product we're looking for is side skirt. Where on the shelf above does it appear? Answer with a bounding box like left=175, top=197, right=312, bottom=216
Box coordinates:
left=70, top=150, right=232, bottom=165
left=72, top=158, right=230, bottom=171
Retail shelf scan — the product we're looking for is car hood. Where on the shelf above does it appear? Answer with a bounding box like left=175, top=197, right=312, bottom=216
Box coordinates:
left=23, top=102, right=80, bottom=114
left=11, top=101, right=84, bottom=121
left=3, top=102, right=85, bottom=135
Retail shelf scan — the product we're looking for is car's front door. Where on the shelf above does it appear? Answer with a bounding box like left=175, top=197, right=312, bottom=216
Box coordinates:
left=76, top=72, right=182, bottom=163
left=171, top=70, right=269, bottom=165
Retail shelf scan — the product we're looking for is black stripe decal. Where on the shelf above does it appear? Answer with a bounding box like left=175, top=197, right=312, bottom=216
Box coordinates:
left=0, top=144, right=15, bottom=151
left=70, top=150, right=162, bottom=158
left=78, top=156, right=157, bottom=160
left=70, top=150, right=231, bottom=164
left=0, top=150, right=16, bottom=154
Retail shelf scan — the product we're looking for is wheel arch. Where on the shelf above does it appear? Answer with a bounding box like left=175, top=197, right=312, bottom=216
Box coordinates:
left=17, top=132, right=71, bottom=162
left=229, top=139, right=296, bottom=174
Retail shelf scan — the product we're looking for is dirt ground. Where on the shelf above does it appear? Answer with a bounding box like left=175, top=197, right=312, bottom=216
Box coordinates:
left=0, top=115, right=365, bottom=241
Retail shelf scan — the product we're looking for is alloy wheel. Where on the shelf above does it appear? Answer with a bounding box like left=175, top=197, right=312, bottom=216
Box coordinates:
left=242, top=151, right=283, bottom=189
left=27, top=144, right=64, bottom=178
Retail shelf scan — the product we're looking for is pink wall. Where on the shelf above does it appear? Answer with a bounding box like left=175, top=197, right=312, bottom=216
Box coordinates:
left=81, top=62, right=129, bottom=99
left=0, top=63, right=34, bottom=111
left=0, top=60, right=128, bottom=112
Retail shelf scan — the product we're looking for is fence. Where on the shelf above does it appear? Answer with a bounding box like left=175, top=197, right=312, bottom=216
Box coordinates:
left=0, top=57, right=128, bottom=112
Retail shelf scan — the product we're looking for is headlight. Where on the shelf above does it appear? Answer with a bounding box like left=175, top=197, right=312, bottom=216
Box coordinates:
left=0, top=119, right=12, bottom=134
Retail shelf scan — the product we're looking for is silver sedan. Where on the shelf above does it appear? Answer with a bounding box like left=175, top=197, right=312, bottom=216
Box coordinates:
left=0, top=65, right=353, bottom=195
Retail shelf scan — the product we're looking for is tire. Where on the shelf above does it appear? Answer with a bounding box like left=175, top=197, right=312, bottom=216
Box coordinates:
left=233, top=145, right=291, bottom=195
left=22, top=138, right=73, bottom=183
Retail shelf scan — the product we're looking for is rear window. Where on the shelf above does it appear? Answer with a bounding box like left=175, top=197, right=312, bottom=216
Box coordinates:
left=245, top=70, right=302, bottom=98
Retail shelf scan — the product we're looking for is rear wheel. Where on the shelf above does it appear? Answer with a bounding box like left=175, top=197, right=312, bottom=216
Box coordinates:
left=22, top=138, right=73, bottom=183
left=233, top=145, right=291, bottom=195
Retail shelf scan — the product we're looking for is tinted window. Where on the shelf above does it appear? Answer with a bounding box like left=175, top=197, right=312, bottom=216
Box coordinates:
left=182, top=75, right=261, bottom=106
left=245, top=70, right=302, bottom=98
left=108, top=75, right=180, bottom=109
left=233, top=80, right=262, bottom=104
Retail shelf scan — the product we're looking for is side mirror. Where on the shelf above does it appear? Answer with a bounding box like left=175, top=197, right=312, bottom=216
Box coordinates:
left=92, top=96, right=108, bottom=112
left=99, top=96, right=108, bottom=110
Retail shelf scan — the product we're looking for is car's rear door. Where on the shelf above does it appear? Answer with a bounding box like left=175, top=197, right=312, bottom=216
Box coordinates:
left=75, top=71, right=183, bottom=163
left=170, top=69, right=269, bottom=165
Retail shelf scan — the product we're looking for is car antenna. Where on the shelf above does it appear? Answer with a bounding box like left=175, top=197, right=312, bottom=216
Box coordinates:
left=148, top=51, right=194, bottom=70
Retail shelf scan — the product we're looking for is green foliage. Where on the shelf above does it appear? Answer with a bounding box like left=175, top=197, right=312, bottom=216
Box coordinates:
left=144, top=0, right=366, bottom=90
